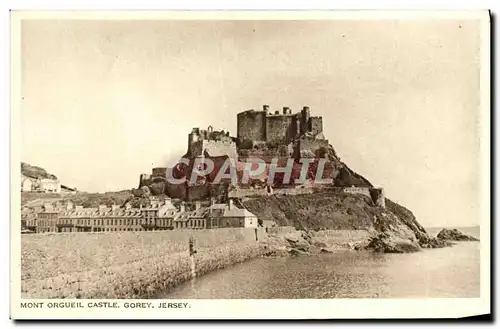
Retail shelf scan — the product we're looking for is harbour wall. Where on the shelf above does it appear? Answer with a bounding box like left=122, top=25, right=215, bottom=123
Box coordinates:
left=21, top=228, right=267, bottom=298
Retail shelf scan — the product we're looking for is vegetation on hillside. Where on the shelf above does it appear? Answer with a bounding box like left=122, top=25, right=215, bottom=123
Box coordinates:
left=21, top=162, right=57, bottom=180
left=243, top=192, right=448, bottom=252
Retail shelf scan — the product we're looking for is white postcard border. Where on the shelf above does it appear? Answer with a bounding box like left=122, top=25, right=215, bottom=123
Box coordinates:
left=9, top=9, right=491, bottom=320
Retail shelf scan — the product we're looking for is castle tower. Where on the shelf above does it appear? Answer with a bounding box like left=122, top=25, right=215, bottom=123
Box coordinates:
left=188, top=128, right=201, bottom=154
left=295, top=115, right=301, bottom=139
left=300, top=106, right=311, bottom=134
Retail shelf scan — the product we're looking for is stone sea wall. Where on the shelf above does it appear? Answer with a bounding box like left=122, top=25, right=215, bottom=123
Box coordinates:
left=311, top=229, right=371, bottom=249
left=266, top=226, right=296, bottom=236
left=21, top=228, right=267, bottom=298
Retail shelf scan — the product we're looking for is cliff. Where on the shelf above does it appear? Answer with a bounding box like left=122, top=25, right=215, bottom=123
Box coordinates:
left=243, top=192, right=447, bottom=252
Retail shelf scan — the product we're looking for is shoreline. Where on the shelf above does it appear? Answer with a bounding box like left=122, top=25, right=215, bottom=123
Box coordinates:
left=21, top=227, right=478, bottom=298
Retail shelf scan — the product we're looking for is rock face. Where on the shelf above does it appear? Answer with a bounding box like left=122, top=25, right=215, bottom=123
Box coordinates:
left=437, top=229, right=479, bottom=241
left=365, top=232, right=421, bottom=253
left=244, top=192, right=448, bottom=253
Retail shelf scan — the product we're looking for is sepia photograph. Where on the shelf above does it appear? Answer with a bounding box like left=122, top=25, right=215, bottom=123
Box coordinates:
left=10, top=10, right=491, bottom=319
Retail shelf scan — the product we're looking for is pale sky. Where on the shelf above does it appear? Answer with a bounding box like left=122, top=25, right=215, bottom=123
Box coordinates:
left=21, top=18, right=482, bottom=227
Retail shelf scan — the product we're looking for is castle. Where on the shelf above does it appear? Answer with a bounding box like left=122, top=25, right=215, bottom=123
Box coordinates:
left=138, top=104, right=384, bottom=206
left=182, top=105, right=329, bottom=161
left=237, top=105, right=326, bottom=149
left=142, top=105, right=330, bottom=183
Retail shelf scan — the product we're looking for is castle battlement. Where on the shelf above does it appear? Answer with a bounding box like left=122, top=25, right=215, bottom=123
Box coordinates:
left=188, top=125, right=238, bottom=159
left=237, top=105, right=324, bottom=149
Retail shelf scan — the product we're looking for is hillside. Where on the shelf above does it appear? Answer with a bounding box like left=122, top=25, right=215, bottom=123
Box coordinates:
left=243, top=192, right=447, bottom=252
left=21, top=162, right=58, bottom=180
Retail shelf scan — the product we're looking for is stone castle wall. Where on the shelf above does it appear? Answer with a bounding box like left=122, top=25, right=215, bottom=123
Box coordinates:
left=190, top=140, right=238, bottom=158
left=310, top=116, right=323, bottom=136
left=237, top=110, right=267, bottom=146
left=152, top=167, right=167, bottom=177
left=343, top=187, right=386, bottom=208
left=265, top=113, right=295, bottom=145
left=237, top=105, right=323, bottom=149
left=296, top=137, right=330, bottom=159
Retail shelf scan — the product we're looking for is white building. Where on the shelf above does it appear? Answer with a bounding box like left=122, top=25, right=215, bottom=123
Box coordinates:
left=21, top=176, right=33, bottom=192
left=223, top=206, right=259, bottom=228
left=40, top=178, right=61, bottom=193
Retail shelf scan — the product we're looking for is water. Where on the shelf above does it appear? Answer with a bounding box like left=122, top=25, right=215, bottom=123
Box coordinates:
left=159, top=227, right=480, bottom=299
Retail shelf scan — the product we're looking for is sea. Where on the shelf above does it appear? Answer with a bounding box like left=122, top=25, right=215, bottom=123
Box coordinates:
left=159, top=226, right=480, bottom=299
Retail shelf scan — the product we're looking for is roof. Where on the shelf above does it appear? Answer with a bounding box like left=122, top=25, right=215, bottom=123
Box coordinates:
left=223, top=207, right=257, bottom=218
left=21, top=213, right=37, bottom=221
left=40, top=178, right=59, bottom=183
left=207, top=209, right=224, bottom=218
left=158, top=209, right=178, bottom=218
left=173, top=208, right=210, bottom=222
left=59, top=208, right=142, bottom=218
left=208, top=203, right=228, bottom=210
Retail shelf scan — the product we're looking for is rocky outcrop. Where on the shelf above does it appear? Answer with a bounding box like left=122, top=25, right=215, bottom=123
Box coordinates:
left=365, top=232, right=421, bottom=253
left=244, top=192, right=453, bottom=254
left=263, top=229, right=369, bottom=256
left=437, top=229, right=479, bottom=241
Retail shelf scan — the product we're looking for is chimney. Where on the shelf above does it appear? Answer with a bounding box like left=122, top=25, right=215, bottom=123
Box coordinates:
left=263, top=104, right=269, bottom=112
left=111, top=204, right=119, bottom=211
left=66, top=200, right=73, bottom=210
left=195, top=201, right=201, bottom=210
left=228, top=199, right=234, bottom=210
left=125, top=203, right=132, bottom=210
left=283, top=107, right=290, bottom=114
left=180, top=202, right=186, bottom=213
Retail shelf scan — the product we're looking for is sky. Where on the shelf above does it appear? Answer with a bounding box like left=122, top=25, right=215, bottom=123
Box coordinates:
left=20, top=18, right=482, bottom=227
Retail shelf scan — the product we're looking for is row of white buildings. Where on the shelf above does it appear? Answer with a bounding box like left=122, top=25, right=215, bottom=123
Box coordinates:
left=21, top=175, right=62, bottom=193
left=22, top=198, right=260, bottom=234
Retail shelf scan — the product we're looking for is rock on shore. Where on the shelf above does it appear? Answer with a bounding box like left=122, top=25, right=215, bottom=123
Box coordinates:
left=262, top=229, right=371, bottom=256
left=436, top=228, right=479, bottom=241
